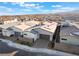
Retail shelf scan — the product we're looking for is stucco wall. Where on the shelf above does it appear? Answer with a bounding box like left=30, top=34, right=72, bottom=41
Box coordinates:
left=35, top=28, right=53, bottom=41
left=35, top=28, right=53, bottom=35
left=23, top=31, right=38, bottom=41
left=54, top=43, right=79, bottom=55
left=2, top=29, right=14, bottom=37
left=60, top=36, right=79, bottom=46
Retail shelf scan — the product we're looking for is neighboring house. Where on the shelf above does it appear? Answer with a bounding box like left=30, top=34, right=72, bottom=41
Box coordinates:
left=11, top=22, right=31, bottom=34
left=60, top=22, right=79, bottom=46
left=11, top=22, right=39, bottom=41
left=22, top=31, right=38, bottom=42
left=3, top=18, right=18, bottom=24
left=60, top=36, right=79, bottom=46
left=2, top=28, right=14, bottom=37
left=25, top=20, right=40, bottom=26
left=60, top=20, right=72, bottom=27
left=72, top=22, right=79, bottom=29
left=0, top=21, right=59, bottom=44
left=0, top=22, right=20, bottom=37
left=34, top=22, right=59, bottom=42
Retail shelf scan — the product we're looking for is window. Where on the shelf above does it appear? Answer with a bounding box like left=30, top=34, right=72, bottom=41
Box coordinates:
left=61, top=38, right=67, bottom=40
left=10, top=35, right=14, bottom=37
left=24, top=34, right=27, bottom=35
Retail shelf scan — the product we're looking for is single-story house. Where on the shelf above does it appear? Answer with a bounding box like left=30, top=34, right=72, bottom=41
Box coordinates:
left=0, top=21, right=60, bottom=44
left=34, top=22, right=59, bottom=42
left=3, top=18, right=18, bottom=24
left=60, top=22, right=79, bottom=46
left=22, top=31, right=38, bottom=42
left=2, top=27, right=14, bottom=37
left=60, top=20, right=71, bottom=27
left=25, top=20, right=40, bottom=26
left=11, top=22, right=39, bottom=42
left=0, top=22, right=20, bottom=36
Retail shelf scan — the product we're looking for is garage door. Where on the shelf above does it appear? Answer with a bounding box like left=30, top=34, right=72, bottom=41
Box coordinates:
left=39, top=34, right=50, bottom=40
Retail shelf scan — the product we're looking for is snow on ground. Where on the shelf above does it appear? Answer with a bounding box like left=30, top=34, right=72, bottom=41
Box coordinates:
left=0, top=39, right=76, bottom=56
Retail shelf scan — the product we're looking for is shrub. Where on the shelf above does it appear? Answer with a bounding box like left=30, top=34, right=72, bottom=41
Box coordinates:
left=15, top=40, right=33, bottom=46
left=48, top=41, right=55, bottom=49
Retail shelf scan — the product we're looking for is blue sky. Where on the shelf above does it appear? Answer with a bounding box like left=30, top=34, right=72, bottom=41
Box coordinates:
left=0, top=2, right=79, bottom=15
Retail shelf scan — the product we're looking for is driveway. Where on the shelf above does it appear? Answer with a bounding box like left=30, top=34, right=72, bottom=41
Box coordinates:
left=33, top=39, right=49, bottom=48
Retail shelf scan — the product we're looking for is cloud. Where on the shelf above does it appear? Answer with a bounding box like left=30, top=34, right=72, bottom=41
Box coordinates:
left=39, top=7, right=79, bottom=14
left=0, top=6, right=15, bottom=15
left=60, top=7, right=77, bottom=11
left=52, top=5, right=62, bottom=8
left=11, top=2, right=24, bottom=6
left=0, top=12, right=14, bottom=15
left=20, top=3, right=44, bottom=10
left=0, top=6, right=13, bottom=12
left=21, top=4, right=36, bottom=7
left=0, top=11, right=27, bottom=16
left=51, top=7, right=78, bottom=13
left=11, top=2, right=44, bottom=9
left=52, top=9, right=68, bottom=13
left=0, top=5, right=33, bottom=15
left=20, top=9, right=32, bottom=12
left=0, top=3, right=79, bottom=15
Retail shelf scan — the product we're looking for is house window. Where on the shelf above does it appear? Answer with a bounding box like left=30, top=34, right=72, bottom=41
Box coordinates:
left=24, top=34, right=27, bottom=35
left=61, top=38, right=67, bottom=40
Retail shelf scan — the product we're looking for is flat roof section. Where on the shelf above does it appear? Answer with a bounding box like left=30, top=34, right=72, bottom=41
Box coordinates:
left=25, top=21, right=40, bottom=26
left=0, top=22, right=20, bottom=29
left=14, top=22, right=31, bottom=31
left=40, top=22, right=58, bottom=33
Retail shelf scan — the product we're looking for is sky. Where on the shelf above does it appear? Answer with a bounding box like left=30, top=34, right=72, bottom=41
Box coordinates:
left=0, top=2, right=79, bottom=15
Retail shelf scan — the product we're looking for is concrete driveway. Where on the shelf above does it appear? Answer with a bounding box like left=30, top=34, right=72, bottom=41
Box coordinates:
left=33, top=39, right=50, bottom=48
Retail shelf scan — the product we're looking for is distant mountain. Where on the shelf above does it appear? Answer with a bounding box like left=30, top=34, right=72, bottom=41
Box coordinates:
left=56, top=10, right=79, bottom=15
left=55, top=10, right=79, bottom=22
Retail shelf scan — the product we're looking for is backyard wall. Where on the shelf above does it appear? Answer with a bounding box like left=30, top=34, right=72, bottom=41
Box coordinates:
left=54, top=43, right=79, bottom=55
left=0, top=35, right=33, bottom=43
